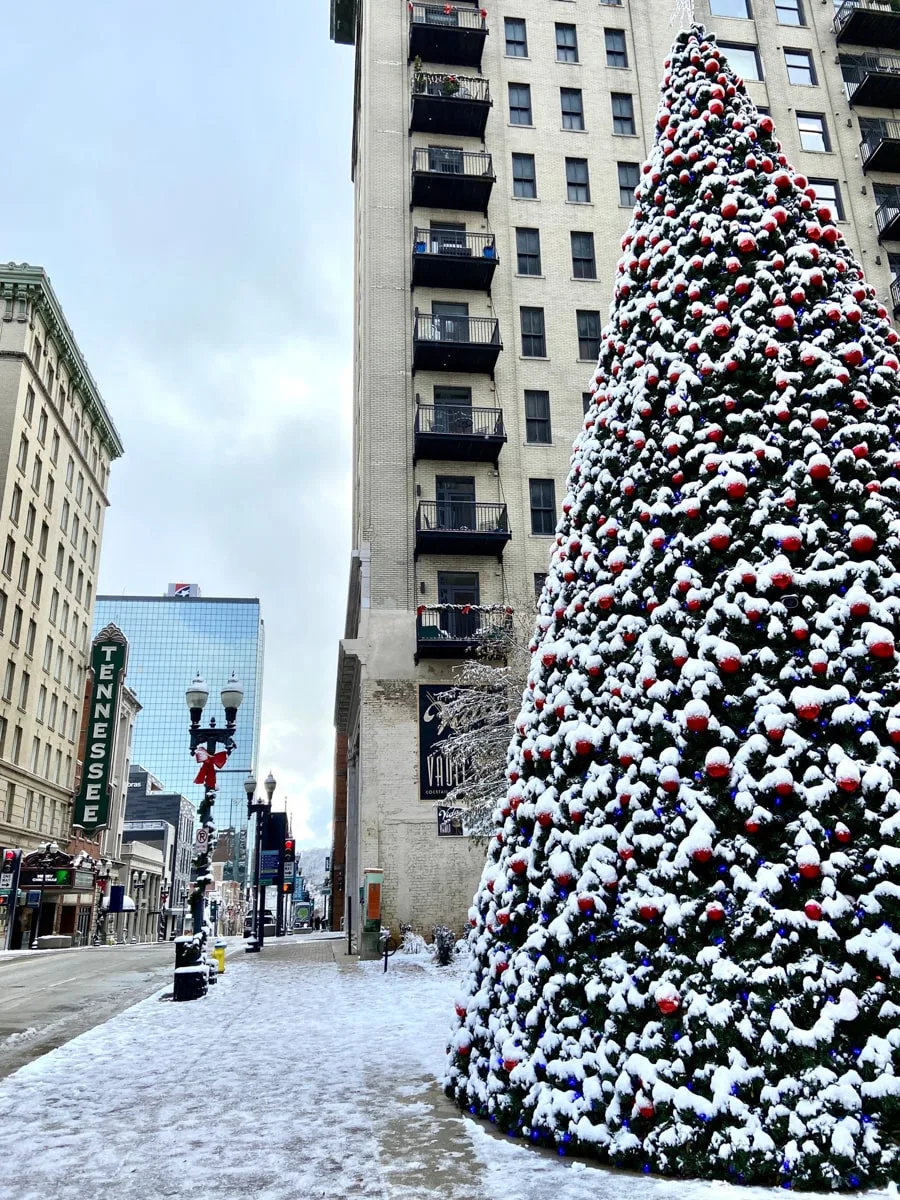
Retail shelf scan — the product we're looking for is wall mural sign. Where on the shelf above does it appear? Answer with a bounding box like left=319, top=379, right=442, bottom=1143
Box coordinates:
left=418, top=684, right=472, bottom=807
left=72, top=625, right=128, bottom=834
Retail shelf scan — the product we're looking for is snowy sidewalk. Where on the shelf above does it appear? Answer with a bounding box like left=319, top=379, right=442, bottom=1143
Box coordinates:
left=0, top=936, right=893, bottom=1200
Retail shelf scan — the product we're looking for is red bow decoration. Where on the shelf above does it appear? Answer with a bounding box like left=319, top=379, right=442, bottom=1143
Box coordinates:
left=194, top=747, right=228, bottom=789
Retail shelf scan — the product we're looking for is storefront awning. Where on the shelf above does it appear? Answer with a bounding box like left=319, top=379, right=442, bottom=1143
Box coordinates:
left=101, top=894, right=136, bottom=912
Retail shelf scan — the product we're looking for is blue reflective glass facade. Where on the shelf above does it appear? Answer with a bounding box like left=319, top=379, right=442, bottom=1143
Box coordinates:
left=93, top=595, right=264, bottom=878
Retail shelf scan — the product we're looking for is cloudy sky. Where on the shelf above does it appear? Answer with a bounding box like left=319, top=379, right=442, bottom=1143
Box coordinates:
left=0, top=4, right=355, bottom=846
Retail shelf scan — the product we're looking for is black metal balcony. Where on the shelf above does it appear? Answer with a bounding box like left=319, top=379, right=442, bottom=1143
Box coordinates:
left=411, top=229, right=497, bottom=290
left=409, top=3, right=488, bottom=68
left=842, top=53, right=900, bottom=105
left=861, top=121, right=900, bottom=170
left=415, top=605, right=512, bottom=662
left=411, top=147, right=495, bottom=212
left=892, top=277, right=900, bottom=314
left=835, top=0, right=900, bottom=51
left=412, top=312, right=502, bottom=374
left=415, top=501, right=510, bottom=558
left=876, top=194, right=900, bottom=240
left=410, top=72, right=491, bottom=136
left=414, top=404, right=506, bottom=462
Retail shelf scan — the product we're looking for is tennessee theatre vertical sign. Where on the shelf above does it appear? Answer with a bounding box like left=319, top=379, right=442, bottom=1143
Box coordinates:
left=72, top=625, right=128, bottom=834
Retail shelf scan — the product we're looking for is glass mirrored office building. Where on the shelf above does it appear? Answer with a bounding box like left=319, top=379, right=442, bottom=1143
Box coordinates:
left=92, top=590, right=264, bottom=883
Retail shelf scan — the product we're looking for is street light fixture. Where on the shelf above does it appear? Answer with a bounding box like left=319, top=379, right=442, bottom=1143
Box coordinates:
left=185, top=673, right=243, bottom=952
left=92, top=858, right=112, bottom=946
left=30, top=841, right=60, bottom=949
left=245, top=771, right=276, bottom=954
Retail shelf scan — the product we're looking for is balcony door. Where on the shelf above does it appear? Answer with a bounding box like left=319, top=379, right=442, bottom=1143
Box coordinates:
left=438, top=571, right=480, bottom=638
left=428, top=144, right=464, bottom=175
left=430, top=221, right=468, bottom=256
left=432, top=301, right=469, bottom=344
left=434, top=385, right=472, bottom=435
left=425, top=4, right=460, bottom=27
left=436, top=476, right=475, bottom=531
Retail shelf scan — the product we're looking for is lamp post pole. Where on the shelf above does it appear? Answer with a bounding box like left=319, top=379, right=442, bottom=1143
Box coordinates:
left=185, top=674, right=243, bottom=952
left=92, top=858, right=111, bottom=946
left=131, top=870, right=147, bottom=941
left=30, top=841, right=60, bottom=950
left=244, top=772, right=276, bottom=954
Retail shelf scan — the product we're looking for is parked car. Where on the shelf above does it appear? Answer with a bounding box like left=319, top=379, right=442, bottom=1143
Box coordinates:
left=243, top=910, right=274, bottom=936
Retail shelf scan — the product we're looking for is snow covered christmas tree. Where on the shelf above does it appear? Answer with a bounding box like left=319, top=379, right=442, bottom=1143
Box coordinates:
left=446, top=24, right=899, bottom=1191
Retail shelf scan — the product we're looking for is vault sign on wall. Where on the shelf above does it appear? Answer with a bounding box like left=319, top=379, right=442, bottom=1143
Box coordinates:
left=72, top=625, right=128, bottom=834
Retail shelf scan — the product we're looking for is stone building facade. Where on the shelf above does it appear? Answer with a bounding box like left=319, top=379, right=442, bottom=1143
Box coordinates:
left=330, top=0, right=900, bottom=938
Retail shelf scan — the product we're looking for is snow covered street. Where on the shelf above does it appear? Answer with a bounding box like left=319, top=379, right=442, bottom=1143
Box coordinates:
left=0, top=935, right=893, bottom=1200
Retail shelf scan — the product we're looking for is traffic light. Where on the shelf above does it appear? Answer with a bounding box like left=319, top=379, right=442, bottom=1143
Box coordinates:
left=1, top=848, right=19, bottom=874
left=281, top=882, right=292, bottom=894
left=283, top=839, right=295, bottom=864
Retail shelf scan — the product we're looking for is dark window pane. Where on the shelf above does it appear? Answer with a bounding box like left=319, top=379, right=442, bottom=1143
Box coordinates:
left=611, top=93, right=635, bottom=135
left=504, top=17, right=528, bottom=56
left=512, top=153, right=536, bottom=198
left=605, top=29, right=628, bottom=68
left=525, top=391, right=551, bottom=444
left=509, top=83, right=532, bottom=125
left=566, top=157, right=590, bottom=202
left=785, top=48, right=815, bottom=85
left=582, top=392, right=593, bottom=414
left=516, top=228, right=542, bottom=275
left=555, top=23, right=578, bottom=62
left=529, top=479, right=556, bottom=535
left=571, top=232, right=596, bottom=279
left=577, top=310, right=601, bottom=360
left=797, top=112, right=828, bottom=152
left=561, top=88, right=584, bottom=130
left=807, top=178, right=843, bottom=220
left=534, top=573, right=547, bottom=602
left=520, top=307, right=546, bottom=357
left=617, top=161, right=639, bottom=206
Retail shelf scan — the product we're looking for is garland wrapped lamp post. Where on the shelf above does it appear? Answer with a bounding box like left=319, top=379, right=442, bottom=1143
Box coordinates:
left=186, top=673, right=243, bottom=936
left=29, top=841, right=60, bottom=949
left=244, top=770, right=276, bottom=953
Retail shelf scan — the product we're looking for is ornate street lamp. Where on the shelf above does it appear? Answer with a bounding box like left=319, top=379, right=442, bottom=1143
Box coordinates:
left=30, top=841, right=60, bottom=949
left=185, top=673, right=243, bottom=951
left=244, top=771, right=276, bottom=953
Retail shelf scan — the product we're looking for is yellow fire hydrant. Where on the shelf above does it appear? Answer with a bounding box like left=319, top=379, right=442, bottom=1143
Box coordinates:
left=213, top=940, right=226, bottom=974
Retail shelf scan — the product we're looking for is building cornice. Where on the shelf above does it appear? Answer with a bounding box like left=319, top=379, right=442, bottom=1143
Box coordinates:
left=0, top=263, right=124, bottom=459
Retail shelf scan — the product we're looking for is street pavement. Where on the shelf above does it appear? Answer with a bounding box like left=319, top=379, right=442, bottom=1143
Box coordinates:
left=0, top=941, right=176, bottom=1078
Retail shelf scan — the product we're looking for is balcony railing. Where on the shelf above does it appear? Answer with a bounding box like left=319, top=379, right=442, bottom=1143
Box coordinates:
left=411, top=228, right=497, bottom=290
left=861, top=120, right=900, bottom=170
left=415, top=501, right=511, bottom=558
left=892, top=277, right=900, bottom=314
left=410, top=72, right=491, bottom=136
left=409, top=3, right=488, bottom=69
left=413, top=403, right=506, bottom=462
left=835, top=0, right=900, bottom=51
left=415, top=605, right=513, bottom=662
left=412, top=311, right=502, bottom=374
left=411, top=147, right=495, bottom=212
left=841, top=52, right=900, bottom=105
left=876, top=194, right=900, bottom=240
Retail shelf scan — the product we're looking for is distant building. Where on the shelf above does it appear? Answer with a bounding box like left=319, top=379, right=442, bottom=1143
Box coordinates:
left=93, top=589, right=265, bottom=886
left=122, top=816, right=176, bottom=938
left=0, top=263, right=123, bottom=855
left=125, top=765, right=194, bottom=934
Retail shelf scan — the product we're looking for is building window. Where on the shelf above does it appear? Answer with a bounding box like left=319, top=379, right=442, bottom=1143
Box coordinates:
left=516, top=228, right=542, bottom=275
left=11, top=726, right=21, bottom=764
left=17, top=435, right=28, bottom=473
left=776, top=0, right=804, bottom=25
left=561, top=88, right=585, bottom=130
left=44, top=476, right=54, bottom=510
left=571, top=232, right=597, bottom=279
left=512, top=153, right=537, bottom=198
left=43, top=636, right=53, bottom=672
left=509, top=83, right=533, bottom=125
left=54, top=647, right=63, bottom=682
left=0, top=591, right=6, bottom=635
left=601, top=0, right=622, bottom=5
left=785, top=48, right=815, bottom=86
left=566, top=157, right=590, bottom=202
left=23, top=387, right=35, bottom=424
left=50, top=431, right=59, bottom=464
left=582, top=392, right=593, bottom=414
left=504, top=16, right=527, bottom=56
left=529, top=479, right=557, bottom=535
left=29, top=738, right=38, bottom=774
left=17, top=553, right=29, bottom=594
left=797, top=112, right=829, bottom=152
left=605, top=29, right=628, bottom=68
left=9, top=485, right=21, bottom=525
left=65, top=557, right=74, bottom=590
left=556, top=23, right=578, bottom=62
left=577, top=310, right=602, bottom=360
left=711, top=0, right=751, bottom=15
left=611, top=93, right=635, bottom=135
left=36, top=685, right=46, bottom=723
left=49, top=590, right=58, bottom=625
left=525, top=391, right=552, bottom=444
left=75, top=570, right=83, bottom=603
left=61, top=500, right=69, bottom=534
left=617, top=161, right=640, bottom=206
left=2, top=538, right=14, bottom=579
left=71, top=515, right=80, bottom=548
left=2, top=660, right=14, bottom=703
left=31, top=456, right=41, bottom=493
left=32, top=569, right=42, bottom=608
left=18, top=672, right=29, bottom=712
left=37, top=409, right=47, bottom=444
left=54, top=543, right=63, bottom=579
left=808, top=178, right=844, bottom=220
left=48, top=693, right=58, bottom=730
left=25, top=619, right=35, bottom=658
left=534, top=573, right=547, bottom=601
left=520, top=307, right=547, bottom=357
left=10, top=607, right=21, bottom=647
left=75, top=473, right=84, bottom=504
left=38, top=522, right=48, bottom=558
left=65, top=456, right=74, bottom=487
left=719, top=43, right=762, bottom=81
left=24, top=504, right=35, bottom=543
